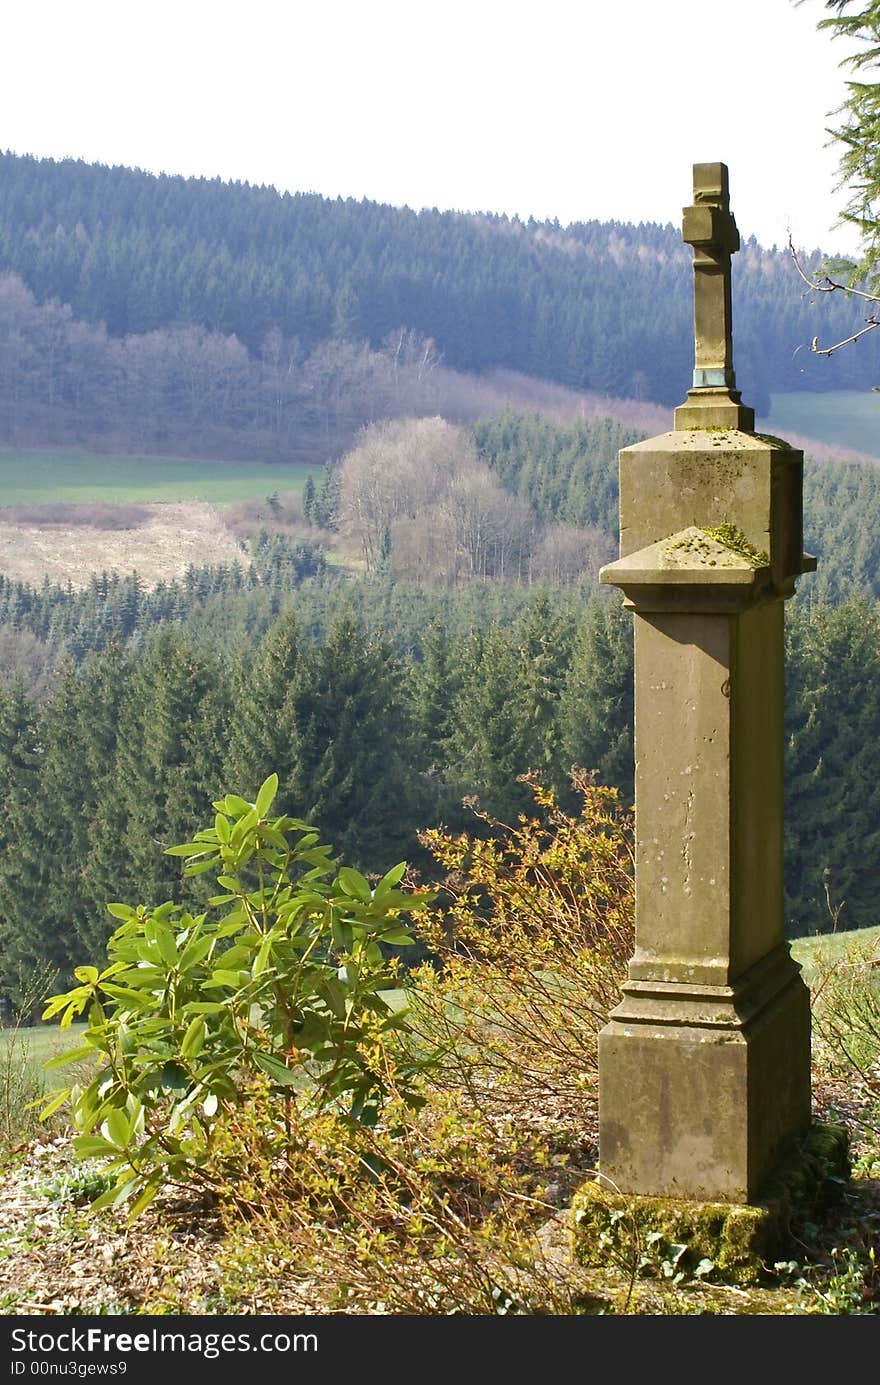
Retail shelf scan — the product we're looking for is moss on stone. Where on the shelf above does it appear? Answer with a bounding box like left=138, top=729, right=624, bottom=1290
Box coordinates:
left=699, top=522, right=768, bottom=567
left=570, top=1123, right=850, bottom=1288
left=571, top=1181, right=774, bottom=1286
left=763, top=1121, right=850, bottom=1213
left=752, top=432, right=793, bottom=450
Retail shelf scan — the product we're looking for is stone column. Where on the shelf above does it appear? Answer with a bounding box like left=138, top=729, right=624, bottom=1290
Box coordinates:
left=598, top=530, right=811, bottom=1202
left=580, top=165, right=832, bottom=1219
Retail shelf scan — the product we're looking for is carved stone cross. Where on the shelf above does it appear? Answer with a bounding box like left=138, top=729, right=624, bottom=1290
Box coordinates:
left=674, top=162, right=754, bottom=430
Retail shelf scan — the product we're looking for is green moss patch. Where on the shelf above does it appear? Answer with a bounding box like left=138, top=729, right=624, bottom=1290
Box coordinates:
left=700, top=522, right=768, bottom=567
left=571, top=1123, right=850, bottom=1287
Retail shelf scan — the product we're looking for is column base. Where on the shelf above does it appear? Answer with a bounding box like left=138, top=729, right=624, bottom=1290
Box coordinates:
left=598, top=947, right=811, bottom=1201
left=571, top=1123, right=850, bottom=1286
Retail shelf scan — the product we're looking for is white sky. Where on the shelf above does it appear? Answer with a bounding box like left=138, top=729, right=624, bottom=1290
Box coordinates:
left=0, top=0, right=866, bottom=256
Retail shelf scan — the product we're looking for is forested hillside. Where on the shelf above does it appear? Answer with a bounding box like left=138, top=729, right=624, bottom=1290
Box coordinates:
left=0, top=151, right=878, bottom=457
left=3, top=411, right=880, bottom=1006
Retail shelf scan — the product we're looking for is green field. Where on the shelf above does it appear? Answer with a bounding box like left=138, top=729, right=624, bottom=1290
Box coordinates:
left=760, top=391, right=880, bottom=460
left=0, top=449, right=318, bottom=505
left=0, top=1021, right=85, bottom=1067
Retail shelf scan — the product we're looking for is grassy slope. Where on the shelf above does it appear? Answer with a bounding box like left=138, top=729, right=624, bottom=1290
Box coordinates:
left=0, top=390, right=876, bottom=507
left=0, top=450, right=318, bottom=505
left=790, top=923, right=880, bottom=982
left=0, top=1021, right=86, bottom=1065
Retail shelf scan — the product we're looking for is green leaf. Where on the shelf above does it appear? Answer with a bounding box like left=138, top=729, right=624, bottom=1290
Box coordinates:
left=154, top=925, right=178, bottom=968
left=256, top=825, right=289, bottom=850
left=178, top=935, right=213, bottom=971
left=255, top=773, right=279, bottom=818
left=253, top=1052, right=301, bottom=1086
left=98, top=962, right=128, bottom=981
left=37, top=1088, right=71, bottom=1120
left=42, top=991, right=85, bottom=1021
left=215, top=912, right=248, bottom=933
left=337, top=867, right=372, bottom=901
left=98, top=985, right=155, bottom=1009
left=331, top=917, right=353, bottom=950
left=60, top=1000, right=86, bottom=1030
left=289, top=1014, right=328, bottom=1052
left=74, top=965, right=99, bottom=985
left=183, top=858, right=220, bottom=877
left=202, top=970, right=242, bottom=989
left=234, top=809, right=259, bottom=838
left=106, top=903, right=134, bottom=920
left=43, top=1045, right=96, bottom=1071
left=375, top=862, right=407, bottom=894
left=253, top=935, right=274, bottom=976
left=160, top=1062, right=190, bottom=1092
left=73, top=1134, right=121, bottom=1159
left=127, top=1174, right=163, bottom=1221
left=182, top=1001, right=228, bottom=1015
left=90, top=1173, right=140, bottom=1213
left=180, top=1015, right=206, bottom=1058
left=101, top=1107, right=130, bottom=1149
left=321, top=978, right=347, bottom=1017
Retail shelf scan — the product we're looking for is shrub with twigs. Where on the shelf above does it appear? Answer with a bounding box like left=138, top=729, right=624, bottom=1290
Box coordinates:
left=408, top=770, right=634, bottom=1127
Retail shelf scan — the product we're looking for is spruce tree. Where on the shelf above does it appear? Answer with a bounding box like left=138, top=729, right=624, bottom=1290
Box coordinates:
left=302, top=473, right=317, bottom=525
left=224, top=607, right=301, bottom=799
left=284, top=613, right=417, bottom=867
left=785, top=595, right=880, bottom=933
left=447, top=625, right=540, bottom=820
left=558, top=594, right=634, bottom=801
left=0, top=680, right=46, bottom=1005
left=85, top=629, right=229, bottom=914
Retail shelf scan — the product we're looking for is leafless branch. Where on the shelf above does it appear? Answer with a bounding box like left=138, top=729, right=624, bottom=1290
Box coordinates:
left=788, top=235, right=880, bottom=355
left=811, top=320, right=880, bottom=354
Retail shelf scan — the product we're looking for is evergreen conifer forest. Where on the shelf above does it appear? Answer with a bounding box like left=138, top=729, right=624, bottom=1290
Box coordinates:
left=2, top=402, right=880, bottom=1001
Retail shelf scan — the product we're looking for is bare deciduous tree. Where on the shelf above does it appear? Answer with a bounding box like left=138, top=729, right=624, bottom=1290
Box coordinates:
left=530, top=523, right=616, bottom=585
left=338, top=416, right=478, bottom=569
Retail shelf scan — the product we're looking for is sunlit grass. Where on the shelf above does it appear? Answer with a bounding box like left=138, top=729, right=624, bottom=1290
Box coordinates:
left=791, top=923, right=880, bottom=982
